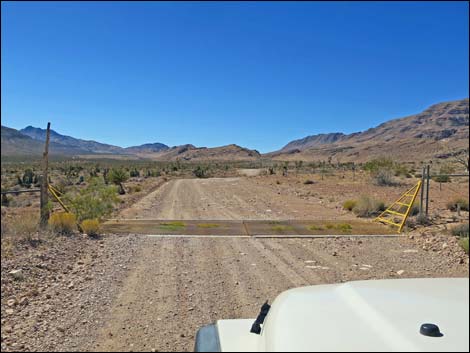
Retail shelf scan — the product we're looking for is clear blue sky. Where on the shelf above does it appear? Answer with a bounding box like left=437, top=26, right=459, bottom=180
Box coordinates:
left=1, top=1, right=468, bottom=153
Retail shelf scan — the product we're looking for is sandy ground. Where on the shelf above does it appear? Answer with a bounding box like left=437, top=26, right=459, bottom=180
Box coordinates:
left=119, top=177, right=353, bottom=220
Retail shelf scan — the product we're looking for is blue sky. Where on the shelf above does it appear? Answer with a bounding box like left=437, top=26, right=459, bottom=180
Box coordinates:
left=1, top=1, right=468, bottom=153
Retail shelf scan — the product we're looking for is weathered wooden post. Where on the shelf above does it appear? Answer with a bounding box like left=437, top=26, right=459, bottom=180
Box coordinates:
left=40, top=122, right=51, bottom=228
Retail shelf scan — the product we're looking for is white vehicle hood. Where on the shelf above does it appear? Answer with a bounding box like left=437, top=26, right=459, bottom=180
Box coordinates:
left=216, top=278, right=469, bottom=352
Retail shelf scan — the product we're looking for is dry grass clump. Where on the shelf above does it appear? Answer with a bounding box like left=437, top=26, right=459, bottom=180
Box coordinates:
left=460, top=237, right=469, bottom=254
left=1, top=209, right=41, bottom=256
left=447, top=198, right=469, bottom=212
left=342, top=199, right=357, bottom=211
left=451, top=223, right=469, bottom=237
left=352, top=196, right=386, bottom=217
left=49, top=212, right=76, bottom=235
left=81, top=219, right=100, bottom=237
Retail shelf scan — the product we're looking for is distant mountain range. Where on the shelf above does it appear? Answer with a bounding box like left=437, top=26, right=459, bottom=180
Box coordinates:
left=268, top=98, right=469, bottom=162
left=1, top=98, right=468, bottom=162
left=1, top=125, right=260, bottom=161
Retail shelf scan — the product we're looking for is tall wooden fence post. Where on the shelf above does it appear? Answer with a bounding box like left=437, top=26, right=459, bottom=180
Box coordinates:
left=40, top=122, right=51, bottom=229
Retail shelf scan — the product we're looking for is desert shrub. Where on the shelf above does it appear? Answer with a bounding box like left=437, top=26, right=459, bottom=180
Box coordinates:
left=49, top=212, right=76, bottom=234
left=66, top=177, right=118, bottom=222
left=451, top=223, right=469, bottom=237
left=146, top=169, right=161, bottom=177
left=130, top=168, right=140, bottom=177
left=416, top=213, right=430, bottom=225
left=193, top=166, right=208, bottom=178
left=459, top=237, right=469, bottom=254
left=21, top=169, right=35, bottom=187
left=410, top=202, right=420, bottom=216
left=134, top=185, right=142, bottom=192
left=1, top=194, right=11, bottom=207
left=393, top=164, right=409, bottom=177
left=447, top=198, right=469, bottom=212
left=304, top=179, right=315, bottom=185
left=352, top=196, right=386, bottom=217
left=373, top=169, right=395, bottom=186
left=363, top=158, right=394, bottom=173
left=433, top=175, right=450, bottom=183
left=343, top=199, right=357, bottom=211
left=363, top=158, right=398, bottom=186
left=81, top=219, right=100, bottom=237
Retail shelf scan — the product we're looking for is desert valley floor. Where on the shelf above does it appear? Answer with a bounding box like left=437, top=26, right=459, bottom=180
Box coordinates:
left=1, top=174, right=469, bottom=352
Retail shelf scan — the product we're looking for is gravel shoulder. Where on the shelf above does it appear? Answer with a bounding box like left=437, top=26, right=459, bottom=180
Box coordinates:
left=1, top=233, right=144, bottom=352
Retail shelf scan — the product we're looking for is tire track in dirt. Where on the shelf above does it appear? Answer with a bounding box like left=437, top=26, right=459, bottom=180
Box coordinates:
left=259, top=239, right=332, bottom=284
left=94, top=238, right=179, bottom=352
left=118, top=177, right=344, bottom=221
left=250, top=239, right=309, bottom=287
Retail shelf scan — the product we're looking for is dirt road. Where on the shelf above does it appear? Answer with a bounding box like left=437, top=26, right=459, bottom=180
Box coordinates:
left=2, top=177, right=468, bottom=352
left=119, top=177, right=352, bottom=220
left=92, top=236, right=468, bottom=352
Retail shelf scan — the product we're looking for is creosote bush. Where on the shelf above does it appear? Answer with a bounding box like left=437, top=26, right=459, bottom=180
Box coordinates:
left=49, top=212, right=76, bottom=235
left=66, top=177, right=118, bottom=222
left=81, top=219, right=100, bottom=237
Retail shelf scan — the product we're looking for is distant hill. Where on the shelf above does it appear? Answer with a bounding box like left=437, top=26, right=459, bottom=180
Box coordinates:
left=145, top=144, right=261, bottom=161
left=1, top=125, right=92, bottom=156
left=279, top=133, right=347, bottom=153
left=20, top=126, right=126, bottom=155
left=268, top=98, right=469, bottom=163
left=124, top=142, right=169, bottom=154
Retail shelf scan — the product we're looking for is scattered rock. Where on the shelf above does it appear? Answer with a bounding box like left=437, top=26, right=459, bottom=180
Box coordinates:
left=9, top=269, right=24, bottom=281
left=7, top=299, right=16, bottom=307
left=397, top=270, right=405, bottom=276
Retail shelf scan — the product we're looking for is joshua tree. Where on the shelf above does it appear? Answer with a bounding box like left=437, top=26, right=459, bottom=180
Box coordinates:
left=109, top=168, right=129, bottom=194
